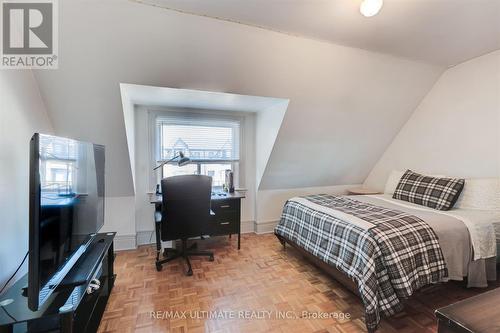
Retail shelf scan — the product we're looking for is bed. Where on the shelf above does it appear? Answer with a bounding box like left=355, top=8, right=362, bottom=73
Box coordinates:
left=274, top=192, right=500, bottom=332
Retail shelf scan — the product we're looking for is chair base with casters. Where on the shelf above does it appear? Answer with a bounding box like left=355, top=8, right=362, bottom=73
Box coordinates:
left=154, top=175, right=216, bottom=276
left=155, top=239, right=214, bottom=276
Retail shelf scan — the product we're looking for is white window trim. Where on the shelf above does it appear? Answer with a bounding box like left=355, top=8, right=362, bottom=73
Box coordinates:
left=147, top=109, right=245, bottom=190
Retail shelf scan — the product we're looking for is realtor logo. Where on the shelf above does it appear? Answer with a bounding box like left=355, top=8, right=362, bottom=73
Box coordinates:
left=1, top=0, right=58, bottom=69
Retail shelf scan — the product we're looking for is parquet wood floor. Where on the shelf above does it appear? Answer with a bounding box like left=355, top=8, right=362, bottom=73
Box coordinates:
left=98, top=233, right=500, bottom=333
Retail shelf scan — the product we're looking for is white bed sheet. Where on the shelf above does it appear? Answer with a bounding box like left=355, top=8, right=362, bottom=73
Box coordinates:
left=369, top=194, right=500, bottom=260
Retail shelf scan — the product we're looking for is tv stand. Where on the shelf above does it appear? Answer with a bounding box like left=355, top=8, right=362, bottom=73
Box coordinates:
left=0, top=232, right=116, bottom=333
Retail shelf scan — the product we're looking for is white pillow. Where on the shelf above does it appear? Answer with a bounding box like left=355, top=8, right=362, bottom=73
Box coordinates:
left=454, top=178, right=500, bottom=210
left=384, top=170, right=405, bottom=195
left=383, top=169, right=445, bottom=195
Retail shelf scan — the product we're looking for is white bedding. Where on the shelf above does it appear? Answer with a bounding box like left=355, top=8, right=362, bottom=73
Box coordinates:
left=371, top=194, right=500, bottom=260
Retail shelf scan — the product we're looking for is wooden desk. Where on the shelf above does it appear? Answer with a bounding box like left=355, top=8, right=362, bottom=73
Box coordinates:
left=150, top=191, right=245, bottom=250
left=435, top=287, right=500, bottom=333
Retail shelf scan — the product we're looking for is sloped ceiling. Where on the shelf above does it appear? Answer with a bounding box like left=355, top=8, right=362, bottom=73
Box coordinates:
left=138, top=0, right=500, bottom=67
left=33, top=0, right=443, bottom=196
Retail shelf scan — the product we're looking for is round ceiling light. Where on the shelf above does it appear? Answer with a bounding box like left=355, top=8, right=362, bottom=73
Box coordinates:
left=360, top=0, right=383, bottom=17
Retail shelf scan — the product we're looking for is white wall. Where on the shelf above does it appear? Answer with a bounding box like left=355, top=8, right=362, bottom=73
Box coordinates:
left=0, top=71, right=53, bottom=290
left=100, top=196, right=136, bottom=250
left=255, top=100, right=288, bottom=189
left=120, top=86, right=136, bottom=192
left=365, top=50, right=500, bottom=191
left=133, top=107, right=153, bottom=240
left=255, top=184, right=358, bottom=233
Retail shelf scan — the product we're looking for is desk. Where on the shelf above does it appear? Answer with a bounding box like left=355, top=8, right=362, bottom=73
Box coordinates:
left=150, top=191, right=245, bottom=250
left=435, top=287, right=500, bottom=333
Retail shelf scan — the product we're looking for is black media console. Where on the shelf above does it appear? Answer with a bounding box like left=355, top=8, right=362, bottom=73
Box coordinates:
left=0, top=232, right=116, bottom=333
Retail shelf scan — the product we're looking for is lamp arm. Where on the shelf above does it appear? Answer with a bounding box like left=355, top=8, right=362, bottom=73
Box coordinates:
left=153, top=154, right=181, bottom=171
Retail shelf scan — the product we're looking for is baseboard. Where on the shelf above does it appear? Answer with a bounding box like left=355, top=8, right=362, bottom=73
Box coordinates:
left=137, top=221, right=255, bottom=247
left=136, top=230, right=156, bottom=246
left=241, top=220, right=255, bottom=233
left=255, top=220, right=279, bottom=234
left=114, top=234, right=137, bottom=251
left=123, top=220, right=272, bottom=250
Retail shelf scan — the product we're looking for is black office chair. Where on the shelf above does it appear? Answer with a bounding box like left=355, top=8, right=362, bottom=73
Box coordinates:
left=155, top=175, right=214, bottom=276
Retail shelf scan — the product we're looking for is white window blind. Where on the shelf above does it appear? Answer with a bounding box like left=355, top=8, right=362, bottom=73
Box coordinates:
left=156, top=115, right=240, bottom=163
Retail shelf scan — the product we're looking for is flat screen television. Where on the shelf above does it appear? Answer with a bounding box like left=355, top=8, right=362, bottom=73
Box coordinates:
left=28, top=133, right=105, bottom=311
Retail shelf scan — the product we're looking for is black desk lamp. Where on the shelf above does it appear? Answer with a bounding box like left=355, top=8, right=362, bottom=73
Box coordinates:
left=153, top=152, right=191, bottom=171
left=153, top=152, right=191, bottom=195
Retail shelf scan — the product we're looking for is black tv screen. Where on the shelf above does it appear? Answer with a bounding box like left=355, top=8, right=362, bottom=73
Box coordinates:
left=28, top=133, right=105, bottom=311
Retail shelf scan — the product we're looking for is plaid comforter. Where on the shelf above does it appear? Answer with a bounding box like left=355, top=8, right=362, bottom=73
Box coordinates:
left=275, top=194, right=447, bottom=331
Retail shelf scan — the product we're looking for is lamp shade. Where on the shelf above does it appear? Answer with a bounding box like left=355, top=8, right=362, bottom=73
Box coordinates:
left=153, top=151, right=191, bottom=171
left=178, top=156, right=191, bottom=166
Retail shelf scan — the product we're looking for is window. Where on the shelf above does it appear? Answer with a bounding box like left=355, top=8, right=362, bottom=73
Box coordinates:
left=155, top=114, right=240, bottom=187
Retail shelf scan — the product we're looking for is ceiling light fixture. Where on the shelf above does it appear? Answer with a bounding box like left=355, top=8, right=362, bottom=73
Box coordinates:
left=360, top=0, right=383, bottom=17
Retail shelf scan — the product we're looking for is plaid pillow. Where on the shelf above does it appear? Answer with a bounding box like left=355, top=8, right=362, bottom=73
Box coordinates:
left=393, top=170, right=465, bottom=211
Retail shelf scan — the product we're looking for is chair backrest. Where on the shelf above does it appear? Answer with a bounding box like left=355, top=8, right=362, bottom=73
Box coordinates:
left=160, top=175, right=212, bottom=241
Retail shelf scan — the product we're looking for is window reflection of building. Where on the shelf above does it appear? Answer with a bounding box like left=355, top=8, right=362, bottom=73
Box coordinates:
left=40, top=136, right=78, bottom=195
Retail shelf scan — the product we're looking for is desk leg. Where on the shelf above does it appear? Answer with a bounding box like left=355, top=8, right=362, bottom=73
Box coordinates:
left=238, top=233, right=241, bottom=250
left=155, top=222, right=161, bottom=262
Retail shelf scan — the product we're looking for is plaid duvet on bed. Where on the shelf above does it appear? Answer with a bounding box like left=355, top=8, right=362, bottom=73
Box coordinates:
left=274, top=194, right=448, bottom=331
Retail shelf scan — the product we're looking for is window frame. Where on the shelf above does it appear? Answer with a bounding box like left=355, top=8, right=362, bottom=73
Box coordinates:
left=148, top=109, right=244, bottom=189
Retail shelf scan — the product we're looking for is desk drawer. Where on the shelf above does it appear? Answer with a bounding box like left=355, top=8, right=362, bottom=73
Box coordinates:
left=211, top=211, right=239, bottom=235
left=212, top=199, right=240, bottom=213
